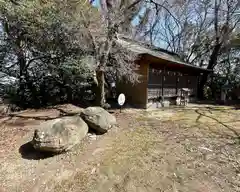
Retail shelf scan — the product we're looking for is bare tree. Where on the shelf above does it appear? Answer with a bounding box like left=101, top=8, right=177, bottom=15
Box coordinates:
left=134, top=0, right=240, bottom=98
left=86, top=0, right=144, bottom=106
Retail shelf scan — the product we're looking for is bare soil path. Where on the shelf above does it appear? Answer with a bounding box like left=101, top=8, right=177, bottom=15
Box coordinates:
left=0, top=105, right=239, bottom=192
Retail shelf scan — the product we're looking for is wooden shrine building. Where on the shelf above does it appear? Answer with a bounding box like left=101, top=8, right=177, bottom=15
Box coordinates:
left=116, top=37, right=211, bottom=108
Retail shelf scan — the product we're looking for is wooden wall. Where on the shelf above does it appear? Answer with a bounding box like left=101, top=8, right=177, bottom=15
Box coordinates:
left=117, top=54, right=202, bottom=108
left=148, top=62, right=200, bottom=101
left=116, top=59, right=149, bottom=108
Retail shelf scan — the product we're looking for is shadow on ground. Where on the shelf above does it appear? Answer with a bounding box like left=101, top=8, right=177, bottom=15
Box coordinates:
left=195, top=109, right=240, bottom=144
left=19, top=142, right=56, bottom=160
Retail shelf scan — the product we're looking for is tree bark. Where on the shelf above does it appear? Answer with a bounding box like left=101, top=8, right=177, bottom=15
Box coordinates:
left=95, top=69, right=105, bottom=107
left=198, top=0, right=223, bottom=99
left=18, top=54, right=26, bottom=98
left=18, top=48, right=39, bottom=107
left=198, top=43, right=221, bottom=99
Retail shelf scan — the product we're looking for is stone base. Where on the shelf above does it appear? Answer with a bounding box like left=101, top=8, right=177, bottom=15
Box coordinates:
left=147, top=100, right=170, bottom=109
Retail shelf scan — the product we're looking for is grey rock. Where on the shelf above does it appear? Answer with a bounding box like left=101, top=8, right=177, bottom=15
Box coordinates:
left=55, top=104, right=83, bottom=115
left=81, top=107, right=116, bottom=134
left=0, top=104, right=10, bottom=115
left=87, top=133, right=97, bottom=141
left=32, top=116, right=88, bottom=153
left=162, top=100, right=170, bottom=107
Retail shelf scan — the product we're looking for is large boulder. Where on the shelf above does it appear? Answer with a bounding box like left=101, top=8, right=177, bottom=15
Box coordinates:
left=54, top=104, right=83, bottom=115
left=32, top=116, right=88, bottom=153
left=0, top=104, right=9, bottom=115
left=81, top=107, right=116, bottom=134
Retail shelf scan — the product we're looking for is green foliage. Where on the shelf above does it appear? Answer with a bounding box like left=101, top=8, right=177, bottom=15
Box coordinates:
left=231, top=33, right=240, bottom=49
left=2, top=56, right=96, bottom=108
left=0, top=0, right=142, bottom=108
left=0, top=0, right=98, bottom=108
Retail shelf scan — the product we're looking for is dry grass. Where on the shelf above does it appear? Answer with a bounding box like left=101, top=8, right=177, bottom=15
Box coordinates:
left=54, top=106, right=240, bottom=192
left=0, top=105, right=239, bottom=192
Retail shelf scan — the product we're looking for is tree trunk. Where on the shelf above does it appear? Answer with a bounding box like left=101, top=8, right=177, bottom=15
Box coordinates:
left=95, top=69, right=105, bottom=107
left=18, top=56, right=26, bottom=99
left=198, top=43, right=221, bottom=99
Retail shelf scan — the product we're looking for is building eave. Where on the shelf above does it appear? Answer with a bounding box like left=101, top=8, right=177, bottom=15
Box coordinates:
left=116, top=38, right=212, bottom=73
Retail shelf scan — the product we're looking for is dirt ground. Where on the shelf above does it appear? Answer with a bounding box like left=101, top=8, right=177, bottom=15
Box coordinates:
left=0, top=105, right=239, bottom=192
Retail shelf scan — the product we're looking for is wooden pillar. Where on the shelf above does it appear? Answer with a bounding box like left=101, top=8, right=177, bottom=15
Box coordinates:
left=162, top=66, right=166, bottom=100
left=186, top=74, right=189, bottom=88
left=176, top=72, right=178, bottom=95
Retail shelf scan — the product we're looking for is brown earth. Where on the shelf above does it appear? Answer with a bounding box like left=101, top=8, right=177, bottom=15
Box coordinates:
left=0, top=104, right=239, bottom=192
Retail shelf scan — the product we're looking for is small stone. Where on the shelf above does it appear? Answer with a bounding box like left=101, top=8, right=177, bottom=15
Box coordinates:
left=89, top=134, right=97, bottom=141
left=91, top=167, right=96, bottom=174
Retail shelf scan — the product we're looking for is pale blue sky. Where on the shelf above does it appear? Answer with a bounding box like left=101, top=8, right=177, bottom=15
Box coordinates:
left=92, top=0, right=142, bottom=26
left=92, top=0, right=100, bottom=7
left=90, top=0, right=166, bottom=48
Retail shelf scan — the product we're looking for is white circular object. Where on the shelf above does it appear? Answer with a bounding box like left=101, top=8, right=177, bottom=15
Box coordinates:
left=111, top=82, right=116, bottom=87
left=118, top=93, right=125, bottom=106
